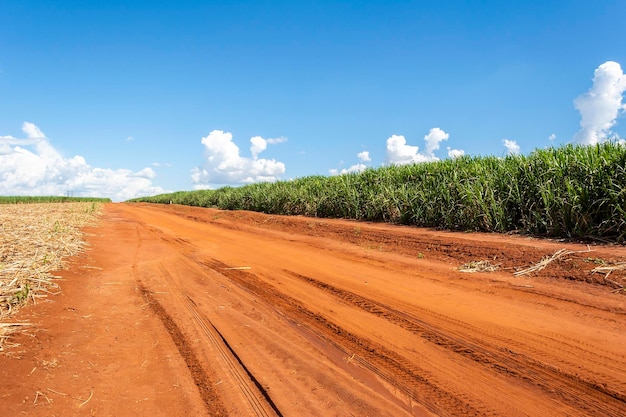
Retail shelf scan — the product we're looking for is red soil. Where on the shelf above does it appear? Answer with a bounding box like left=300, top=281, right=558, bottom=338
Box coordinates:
left=1, top=203, right=625, bottom=416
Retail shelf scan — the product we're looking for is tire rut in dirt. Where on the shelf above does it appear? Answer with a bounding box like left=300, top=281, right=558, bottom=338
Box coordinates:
left=139, top=220, right=285, bottom=416
left=285, top=271, right=626, bottom=416
left=184, top=295, right=283, bottom=417
left=138, top=283, right=229, bottom=417
left=201, top=259, right=488, bottom=417
left=152, top=262, right=283, bottom=417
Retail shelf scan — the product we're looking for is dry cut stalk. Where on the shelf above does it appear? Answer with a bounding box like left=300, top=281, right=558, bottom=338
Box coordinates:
left=459, top=260, right=500, bottom=273
left=0, top=202, right=103, bottom=351
left=591, top=262, right=626, bottom=292
left=514, top=248, right=575, bottom=277
left=513, top=247, right=598, bottom=277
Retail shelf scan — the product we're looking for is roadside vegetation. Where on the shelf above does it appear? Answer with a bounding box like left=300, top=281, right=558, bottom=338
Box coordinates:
left=129, top=142, right=626, bottom=242
left=0, top=202, right=104, bottom=351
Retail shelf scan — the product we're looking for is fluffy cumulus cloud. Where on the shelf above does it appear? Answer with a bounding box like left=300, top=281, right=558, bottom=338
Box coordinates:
left=0, top=122, right=165, bottom=201
left=357, top=151, right=371, bottom=162
left=386, top=134, right=423, bottom=165
left=329, top=150, right=372, bottom=175
left=447, top=147, right=465, bottom=158
left=574, top=61, right=626, bottom=144
left=423, top=127, right=449, bottom=155
left=386, top=127, right=456, bottom=165
left=191, top=130, right=286, bottom=188
left=503, top=139, right=521, bottom=155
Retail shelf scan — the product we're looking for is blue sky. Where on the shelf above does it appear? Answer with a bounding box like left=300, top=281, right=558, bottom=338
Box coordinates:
left=1, top=1, right=625, bottom=201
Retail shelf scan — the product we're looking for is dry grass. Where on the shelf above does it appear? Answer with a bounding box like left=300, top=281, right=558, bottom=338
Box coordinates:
left=513, top=248, right=576, bottom=277
left=458, top=260, right=501, bottom=273
left=591, top=262, right=626, bottom=292
left=0, top=202, right=103, bottom=351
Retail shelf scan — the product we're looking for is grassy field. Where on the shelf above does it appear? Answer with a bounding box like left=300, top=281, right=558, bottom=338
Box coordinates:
left=130, top=142, right=626, bottom=243
left=0, top=196, right=111, bottom=204
left=0, top=202, right=104, bottom=351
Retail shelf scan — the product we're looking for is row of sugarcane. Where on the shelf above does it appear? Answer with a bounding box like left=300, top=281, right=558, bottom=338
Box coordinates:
left=129, top=142, right=626, bottom=242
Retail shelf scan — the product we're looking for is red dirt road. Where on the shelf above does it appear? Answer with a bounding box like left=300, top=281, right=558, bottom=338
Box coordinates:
left=2, top=203, right=626, bottom=416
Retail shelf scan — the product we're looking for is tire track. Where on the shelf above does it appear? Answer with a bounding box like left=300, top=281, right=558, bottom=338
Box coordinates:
left=184, top=295, right=283, bottom=417
left=285, top=271, right=626, bottom=416
left=201, top=259, right=491, bottom=417
left=153, top=262, right=282, bottom=417
left=138, top=283, right=229, bottom=417
left=138, top=223, right=282, bottom=416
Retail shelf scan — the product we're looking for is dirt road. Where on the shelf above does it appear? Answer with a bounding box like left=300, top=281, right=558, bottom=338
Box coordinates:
left=2, top=203, right=626, bottom=416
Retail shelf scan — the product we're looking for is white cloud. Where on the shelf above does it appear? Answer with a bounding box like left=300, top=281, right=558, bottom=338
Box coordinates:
left=424, top=127, right=449, bottom=156
left=329, top=163, right=367, bottom=176
left=336, top=164, right=367, bottom=175
left=549, top=133, right=556, bottom=141
left=135, top=167, right=157, bottom=179
left=447, top=147, right=465, bottom=158
left=0, top=122, right=165, bottom=201
left=330, top=150, right=371, bottom=175
left=267, top=136, right=287, bottom=144
left=22, top=122, right=45, bottom=139
left=250, top=136, right=267, bottom=159
left=386, top=127, right=451, bottom=165
left=503, top=139, right=520, bottom=155
left=574, top=61, right=626, bottom=145
left=357, top=151, right=371, bottom=162
left=192, top=130, right=286, bottom=187
left=386, top=134, right=425, bottom=165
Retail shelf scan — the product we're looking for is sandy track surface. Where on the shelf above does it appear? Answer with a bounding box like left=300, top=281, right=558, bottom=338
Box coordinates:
left=1, top=203, right=626, bottom=416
